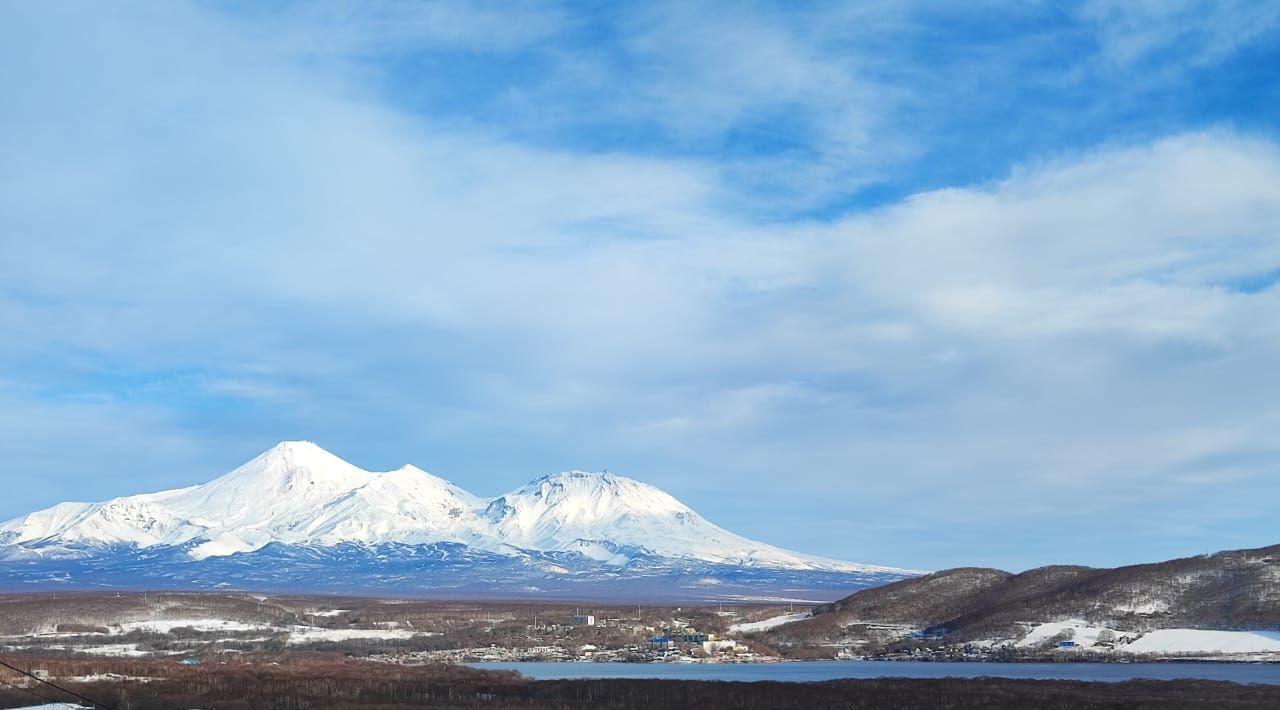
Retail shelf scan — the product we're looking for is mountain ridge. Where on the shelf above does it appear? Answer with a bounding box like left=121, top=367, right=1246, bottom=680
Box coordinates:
left=0, top=441, right=916, bottom=600
left=755, top=544, right=1280, bottom=654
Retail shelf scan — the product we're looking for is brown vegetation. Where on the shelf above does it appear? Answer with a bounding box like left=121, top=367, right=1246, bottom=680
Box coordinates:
left=1, top=654, right=1277, bottom=710
left=761, top=544, right=1280, bottom=653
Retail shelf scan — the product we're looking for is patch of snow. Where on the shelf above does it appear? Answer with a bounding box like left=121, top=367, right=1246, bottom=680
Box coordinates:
left=50, top=643, right=150, bottom=657
left=66, top=673, right=156, bottom=683
left=1123, top=629, right=1280, bottom=655
left=729, top=612, right=811, bottom=633
left=116, top=619, right=271, bottom=634
left=967, top=638, right=1017, bottom=649
left=1016, top=619, right=1111, bottom=648
left=16, top=630, right=109, bottom=639
left=285, top=627, right=434, bottom=645
left=723, top=595, right=828, bottom=604
left=189, top=532, right=255, bottom=559
left=1113, top=600, right=1170, bottom=615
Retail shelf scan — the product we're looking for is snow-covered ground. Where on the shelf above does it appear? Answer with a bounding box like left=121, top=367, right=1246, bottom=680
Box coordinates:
left=1006, top=620, right=1280, bottom=657
left=117, top=618, right=270, bottom=634
left=4, top=622, right=442, bottom=655
left=1016, top=619, right=1111, bottom=648
left=66, top=673, right=156, bottom=683
left=722, top=595, right=830, bottom=604
left=1124, top=629, right=1280, bottom=655
left=729, top=612, right=811, bottom=634
left=43, top=643, right=149, bottom=657
left=285, top=627, right=435, bottom=645
left=1112, top=600, right=1170, bottom=615
left=2, top=618, right=274, bottom=639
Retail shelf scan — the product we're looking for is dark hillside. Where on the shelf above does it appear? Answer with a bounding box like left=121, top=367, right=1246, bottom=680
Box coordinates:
left=761, top=544, right=1280, bottom=653
left=1, top=656, right=1278, bottom=710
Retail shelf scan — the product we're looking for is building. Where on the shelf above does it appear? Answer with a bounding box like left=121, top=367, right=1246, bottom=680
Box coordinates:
left=649, top=636, right=674, bottom=650
left=572, top=614, right=596, bottom=627
left=702, top=640, right=739, bottom=654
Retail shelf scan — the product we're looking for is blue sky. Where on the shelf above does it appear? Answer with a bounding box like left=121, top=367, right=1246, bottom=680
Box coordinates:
left=2, top=1, right=1279, bottom=572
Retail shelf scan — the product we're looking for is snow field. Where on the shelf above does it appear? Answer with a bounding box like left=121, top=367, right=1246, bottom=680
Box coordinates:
left=1008, top=620, right=1280, bottom=656
left=1124, top=629, right=1280, bottom=655
left=729, top=612, right=811, bottom=634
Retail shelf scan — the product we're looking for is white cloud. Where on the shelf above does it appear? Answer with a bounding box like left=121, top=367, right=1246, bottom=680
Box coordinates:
left=1, top=2, right=1279, bottom=569
left=1079, top=0, right=1280, bottom=67
left=836, top=133, right=1280, bottom=342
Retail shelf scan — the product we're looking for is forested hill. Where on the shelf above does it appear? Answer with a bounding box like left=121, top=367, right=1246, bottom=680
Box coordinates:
left=761, top=544, right=1280, bottom=651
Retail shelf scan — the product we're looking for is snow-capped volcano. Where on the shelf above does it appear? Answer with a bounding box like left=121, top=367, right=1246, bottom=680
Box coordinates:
left=1, top=442, right=491, bottom=559
left=0, top=442, right=916, bottom=600
left=484, top=471, right=871, bottom=571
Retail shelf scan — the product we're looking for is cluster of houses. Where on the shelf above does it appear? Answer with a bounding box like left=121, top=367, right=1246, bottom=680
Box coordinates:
left=540, top=611, right=754, bottom=660
left=648, top=626, right=745, bottom=658
left=370, top=609, right=763, bottom=664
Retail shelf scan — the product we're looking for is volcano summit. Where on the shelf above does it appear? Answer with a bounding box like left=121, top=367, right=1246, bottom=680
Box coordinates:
left=0, top=442, right=916, bottom=601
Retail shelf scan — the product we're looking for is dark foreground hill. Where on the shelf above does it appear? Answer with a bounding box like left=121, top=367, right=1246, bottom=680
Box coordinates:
left=0, top=655, right=1277, bottom=709
left=762, top=544, right=1280, bottom=652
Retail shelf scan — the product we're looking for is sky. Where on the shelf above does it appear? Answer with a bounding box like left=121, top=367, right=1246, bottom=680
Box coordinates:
left=2, top=0, right=1279, bottom=572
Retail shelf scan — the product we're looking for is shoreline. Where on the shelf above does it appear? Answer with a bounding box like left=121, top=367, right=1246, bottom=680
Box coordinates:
left=468, top=655, right=1280, bottom=666
left=462, top=658, right=1280, bottom=687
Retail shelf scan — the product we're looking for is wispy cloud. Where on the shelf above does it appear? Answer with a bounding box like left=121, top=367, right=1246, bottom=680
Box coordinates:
left=1078, top=0, right=1280, bottom=67
left=1, top=1, right=1278, bottom=570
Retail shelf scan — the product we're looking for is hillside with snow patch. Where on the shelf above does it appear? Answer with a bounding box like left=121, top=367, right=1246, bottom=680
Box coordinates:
left=753, top=545, right=1280, bottom=659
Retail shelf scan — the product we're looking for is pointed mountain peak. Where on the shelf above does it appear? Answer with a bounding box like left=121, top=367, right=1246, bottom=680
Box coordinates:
left=493, top=469, right=691, bottom=522
left=261, top=439, right=335, bottom=461
left=381, top=463, right=460, bottom=487
left=216, top=440, right=375, bottom=492
left=526, top=470, right=654, bottom=493
left=546, top=469, right=624, bottom=480
left=387, top=463, right=432, bottom=477
left=379, top=464, right=477, bottom=495
left=272, top=439, right=320, bottom=450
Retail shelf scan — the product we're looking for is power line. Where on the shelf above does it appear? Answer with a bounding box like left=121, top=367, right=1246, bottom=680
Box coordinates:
left=0, top=672, right=67, bottom=707
left=0, top=658, right=115, bottom=710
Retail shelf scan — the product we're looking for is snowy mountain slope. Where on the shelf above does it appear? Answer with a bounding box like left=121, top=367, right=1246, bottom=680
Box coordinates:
left=0, top=443, right=497, bottom=560
left=484, top=471, right=893, bottom=572
left=0, top=441, right=917, bottom=596
left=294, top=465, right=491, bottom=550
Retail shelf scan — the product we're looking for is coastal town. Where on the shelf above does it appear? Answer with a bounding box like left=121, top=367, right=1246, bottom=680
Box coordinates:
left=0, top=593, right=799, bottom=666
left=368, top=610, right=777, bottom=666
left=3, top=593, right=1277, bottom=669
